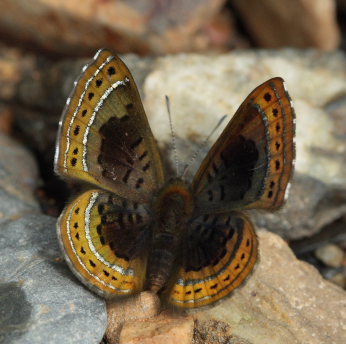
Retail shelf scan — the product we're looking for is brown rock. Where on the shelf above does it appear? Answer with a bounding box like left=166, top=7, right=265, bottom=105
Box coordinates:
left=232, top=0, right=340, bottom=50
left=120, top=314, right=194, bottom=344
left=106, top=291, right=161, bottom=344
left=193, top=231, right=346, bottom=344
left=0, top=0, right=231, bottom=56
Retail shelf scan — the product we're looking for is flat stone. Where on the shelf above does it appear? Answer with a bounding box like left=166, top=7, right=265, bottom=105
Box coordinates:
left=106, top=291, right=161, bottom=344
left=0, top=215, right=107, bottom=344
left=119, top=314, right=194, bottom=344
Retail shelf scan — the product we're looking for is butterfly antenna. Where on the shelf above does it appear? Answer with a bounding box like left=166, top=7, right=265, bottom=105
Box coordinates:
left=165, top=95, right=179, bottom=176
left=181, top=114, right=227, bottom=179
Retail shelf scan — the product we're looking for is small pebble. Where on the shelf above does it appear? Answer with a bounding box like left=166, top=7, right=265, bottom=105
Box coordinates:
left=315, top=244, right=345, bottom=268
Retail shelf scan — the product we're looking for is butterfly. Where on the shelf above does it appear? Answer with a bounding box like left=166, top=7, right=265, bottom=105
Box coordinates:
left=54, top=49, right=295, bottom=309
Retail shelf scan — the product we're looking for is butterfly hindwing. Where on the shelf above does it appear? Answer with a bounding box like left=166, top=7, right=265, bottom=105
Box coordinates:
left=193, top=77, right=295, bottom=213
left=164, top=212, right=258, bottom=309
left=57, top=189, right=151, bottom=297
left=54, top=49, right=164, bottom=203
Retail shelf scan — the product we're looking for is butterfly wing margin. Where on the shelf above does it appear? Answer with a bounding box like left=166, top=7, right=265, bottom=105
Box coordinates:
left=55, top=49, right=164, bottom=203
left=193, top=77, right=295, bottom=213
left=57, top=189, right=151, bottom=298
left=162, top=212, right=258, bottom=309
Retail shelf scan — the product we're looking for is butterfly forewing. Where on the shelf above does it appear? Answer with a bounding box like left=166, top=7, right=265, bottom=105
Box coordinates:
left=164, top=213, right=258, bottom=309
left=57, top=189, right=151, bottom=297
left=55, top=49, right=164, bottom=203
left=193, top=77, right=295, bottom=213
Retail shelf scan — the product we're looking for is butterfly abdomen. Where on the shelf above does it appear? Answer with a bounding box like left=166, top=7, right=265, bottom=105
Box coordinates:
left=146, top=179, right=194, bottom=292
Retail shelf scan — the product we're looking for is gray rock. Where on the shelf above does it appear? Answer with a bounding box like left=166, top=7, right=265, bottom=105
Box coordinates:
left=0, top=133, right=40, bottom=223
left=0, top=215, right=107, bottom=344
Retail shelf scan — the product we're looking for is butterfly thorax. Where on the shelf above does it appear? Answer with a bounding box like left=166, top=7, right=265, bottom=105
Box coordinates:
left=146, top=178, right=194, bottom=293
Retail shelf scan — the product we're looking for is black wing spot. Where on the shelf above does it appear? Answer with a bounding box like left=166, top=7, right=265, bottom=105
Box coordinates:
left=142, top=162, right=151, bottom=172
left=139, top=151, right=148, bottom=160
left=80, top=247, right=86, bottom=254
left=227, top=228, right=235, bottom=239
left=210, top=283, right=218, bottom=289
left=275, top=141, right=281, bottom=151
left=194, top=288, right=202, bottom=293
left=246, top=239, right=250, bottom=247
left=71, top=158, right=77, bottom=166
left=75, top=232, right=80, bottom=240
left=96, top=79, right=102, bottom=87
left=82, top=109, right=87, bottom=117
left=75, top=208, right=80, bottom=214
left=126, top=103, right=134, bottom=111
left=73, top=222, right=78, bottom=229
left=108, top=66, right=116, bottom=76
left=223, top=275, right=230, bottom=282
left=98, top=204, right=105, bottom=214
left=268, top=190, right=273, bottom=198
left=241, top=253, right=245, bottom=260
left=73, top=125, right=80, bottom=136
left=264, top=93, right=272, bottom=102
left=272, top=108, right=279, bottom=117
left=276, top=123, right=281, bottom=133
left=111, top=276, right=117, bottom=281
left=135, top=178, right=144, bottom=189
left=73, top=148, right=78, bottom=155
left=88, top=92, right=94, bottom=101
left=234, top=264, right=240, bottom=270
left=130, top=137, right=143, bottom=150
left=123, top=169, right=132, bottom=184
left=96, top=224, right=102, bottom=235
left=275, top=160, right=281, bottom=170
left=185, top=290, right=192, bottom=295
left=89, top=259, right=96, bottom=268
left=100, top=236, right=106, bottom=245
left=103, top=270, right=110, bottom=277
left=270, top=181, right=275, bottom=188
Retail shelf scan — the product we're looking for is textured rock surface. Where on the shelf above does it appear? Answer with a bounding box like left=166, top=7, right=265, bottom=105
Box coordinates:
left=232, top=0, right=340, bottom=50
left=106, top=291, right=161, bottom=344
left=0, top=215, right=107, bottom=344
left=144, top=49, right=346, bottom=239
left=0, top=132, right=40, bottom=223
left=0, top=0, right=228, bottom=55
left=120, top=314, right=194, bottom=344
left=194, top=230, right=346, bottom=344
left=0, top=135, right=107, bottom=344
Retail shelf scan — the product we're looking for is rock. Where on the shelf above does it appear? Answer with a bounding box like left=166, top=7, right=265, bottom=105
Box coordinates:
left=119, top=314, right=194, bottom=344
left=106, top=291, right=161, bottom=344
left=315, top=244, right=345, bottom=268
left=143, top=49, right=346, bottom=239
left=232, top=0, right=340, bottom=50
left=0, top=214, right=107, bottom=344
left=194, top=230, right=346, bottom=344
left=0, top=132, right=40, bottom=223
left=0, top=0, right=230, bottom=56
left=193, top=319, right=251, bottom=344
left=329, top=272, right=346, bottom=289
